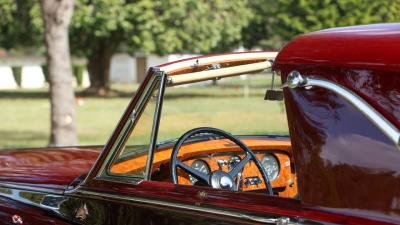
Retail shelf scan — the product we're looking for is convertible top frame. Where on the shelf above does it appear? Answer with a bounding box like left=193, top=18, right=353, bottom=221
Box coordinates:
left=158, top=52, right=277, bottom=85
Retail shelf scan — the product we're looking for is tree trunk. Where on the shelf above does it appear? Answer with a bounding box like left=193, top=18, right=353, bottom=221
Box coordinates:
left=87, top=43, right=116, bottom=95
left=40, top=0, right=78, bottom=146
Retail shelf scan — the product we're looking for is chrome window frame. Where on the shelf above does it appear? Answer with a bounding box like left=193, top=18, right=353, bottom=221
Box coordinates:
left=96, top=71, right=165, bottom=184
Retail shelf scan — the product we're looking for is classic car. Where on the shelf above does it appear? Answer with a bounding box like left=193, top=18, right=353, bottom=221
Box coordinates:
left=0, top=23, right=399, bottom=225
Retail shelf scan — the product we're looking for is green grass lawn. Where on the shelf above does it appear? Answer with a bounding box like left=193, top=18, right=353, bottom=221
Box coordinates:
left=0, top=90, right=132, bottom=148
left=0, top=74, right=288, bottom=149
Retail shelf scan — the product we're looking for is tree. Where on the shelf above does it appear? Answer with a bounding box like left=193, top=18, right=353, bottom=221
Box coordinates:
left=242, top=0, right=400, bottom=50
left=69, top=0, right=251, bottom=94
left=0, top=0, right=43, bottom=53
left=241, top=0, right=283, bottom=51
left=40, top=0, right=78, bottom=146
left=150, top=0, right=251, bottom=54
left=69, top=0, right=156, bottom=94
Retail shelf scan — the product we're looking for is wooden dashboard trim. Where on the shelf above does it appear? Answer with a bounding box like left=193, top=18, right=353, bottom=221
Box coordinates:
left=110, top=138, right=291, bottom=174
left=110, top=137, right=296, bottom=198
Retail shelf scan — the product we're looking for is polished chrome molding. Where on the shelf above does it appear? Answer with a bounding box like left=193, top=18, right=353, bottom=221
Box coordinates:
left=70, top=189, right=296, bottom=224
left=0, top=182, right=64, bottom=195
left=285, top=71, right=400, bottom=149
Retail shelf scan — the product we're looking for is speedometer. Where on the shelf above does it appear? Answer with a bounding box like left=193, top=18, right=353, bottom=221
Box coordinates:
left=261, top=154, right=279, bottom=181
left=189, top=160, right=210, bottom=184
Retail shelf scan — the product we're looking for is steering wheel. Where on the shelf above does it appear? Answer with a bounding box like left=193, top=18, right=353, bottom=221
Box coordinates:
left=170, top=127, right=273, bottom=195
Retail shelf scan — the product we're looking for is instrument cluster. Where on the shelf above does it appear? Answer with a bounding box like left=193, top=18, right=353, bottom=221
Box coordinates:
left=187, top=152, right=281, bottom=185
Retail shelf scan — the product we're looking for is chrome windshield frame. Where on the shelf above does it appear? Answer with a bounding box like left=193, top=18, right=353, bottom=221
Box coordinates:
left=95, top=71, right=164, bottom=184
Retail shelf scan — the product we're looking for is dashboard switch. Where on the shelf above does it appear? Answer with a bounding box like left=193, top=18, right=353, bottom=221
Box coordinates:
left=244, top=176, right=262, bottom=187
left=217, top=159, right=228, bottom=168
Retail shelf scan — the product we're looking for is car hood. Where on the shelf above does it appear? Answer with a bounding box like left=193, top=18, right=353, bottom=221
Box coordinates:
left=0, top=146, right=101, bottom=190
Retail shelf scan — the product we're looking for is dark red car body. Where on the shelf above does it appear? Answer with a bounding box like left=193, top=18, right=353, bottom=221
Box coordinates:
left=0, top=24, right=399, bottom=224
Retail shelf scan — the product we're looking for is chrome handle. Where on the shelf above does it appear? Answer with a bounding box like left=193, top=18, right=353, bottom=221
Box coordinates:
left=241, top=215, right=294, bottom=224
left=284, top=71, right=400, bottom=150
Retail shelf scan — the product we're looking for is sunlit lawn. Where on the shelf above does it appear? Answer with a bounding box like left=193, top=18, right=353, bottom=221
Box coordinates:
left=0, top=90, right=131, bottom=148
left=0, top=74, right=288, bottom=149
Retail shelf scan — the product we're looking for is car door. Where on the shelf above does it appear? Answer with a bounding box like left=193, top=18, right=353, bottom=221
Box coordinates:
left=65, top=179, right=303, bottom=225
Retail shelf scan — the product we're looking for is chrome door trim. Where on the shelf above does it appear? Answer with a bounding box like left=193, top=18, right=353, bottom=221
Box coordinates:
left=284, top=71, right=400, bottom=150
left=68, top=188, right=299, bottom=224
left=0, top=182, right=64, bottom=195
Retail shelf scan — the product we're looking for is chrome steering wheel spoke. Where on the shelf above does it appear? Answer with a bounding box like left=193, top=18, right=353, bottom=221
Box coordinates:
left=176, top=161, right=210, bottom=185
left=228, top=153, right=251, bottom=177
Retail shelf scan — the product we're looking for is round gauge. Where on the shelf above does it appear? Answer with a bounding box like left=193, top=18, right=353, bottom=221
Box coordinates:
left=189, top=160, right=210, bottom=184
left=261, top=154, right=279, bottom=181
left=228, top=156, right=241, bottom=171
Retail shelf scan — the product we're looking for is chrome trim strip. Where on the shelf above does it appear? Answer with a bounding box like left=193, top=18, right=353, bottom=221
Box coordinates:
left=0, top=182, right=64, bottom=195
left=285, top=71, right=400, bottom=149
left=69, top=189, right=283, bottom=224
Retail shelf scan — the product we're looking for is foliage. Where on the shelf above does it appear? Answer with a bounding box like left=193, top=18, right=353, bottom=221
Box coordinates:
left=70, top=0, right=156, bottom=56
left=241, top=0, right=283, bottom=51
left=41, top=64, right=49, bottom=83
left=0, top=0, right=43, bottom=53
left=151, top=0, right=251, bottom=54
left=70, top=0, right=250, bottom=55
left=11, top=66, right=22, bottom=87
left=69, top=0, right=252, bottom=90
left=73, top=64, right=85, bottom=87
left=243, top=0, right=400, bottom=50
left=0, top=0, right=251, bottom=56
left=2, top=0, right=399, bottom=86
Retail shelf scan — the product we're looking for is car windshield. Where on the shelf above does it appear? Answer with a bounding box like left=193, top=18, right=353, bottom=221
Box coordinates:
left=109, top=69, right=298, bottom=198
left=156, top=74, right=289, bottom=143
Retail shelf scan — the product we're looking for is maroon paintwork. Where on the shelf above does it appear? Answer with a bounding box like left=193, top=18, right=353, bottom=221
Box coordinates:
left=274, top=23, right=400, bottom=222
left=275, top=23, right=400, bottom=128
left=0, top=196, right=72, bottom=225
left=83, top=179, right=396, bottom=224
left=0, top=146, right=100, bottom=188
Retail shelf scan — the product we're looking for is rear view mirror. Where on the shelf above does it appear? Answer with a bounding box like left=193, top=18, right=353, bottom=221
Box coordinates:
left=265, top=70, right=283, bottom=101
left=265, top=90, right=283, bottom=101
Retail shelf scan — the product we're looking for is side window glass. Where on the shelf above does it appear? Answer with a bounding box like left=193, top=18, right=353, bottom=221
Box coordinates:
left=109, top=82, right=159, bottom=178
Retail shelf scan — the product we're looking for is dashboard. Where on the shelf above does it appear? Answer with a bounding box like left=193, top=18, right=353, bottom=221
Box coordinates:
left=177, top=150, right=297, bottom=198
left=110, top=137, right=297, bottom=198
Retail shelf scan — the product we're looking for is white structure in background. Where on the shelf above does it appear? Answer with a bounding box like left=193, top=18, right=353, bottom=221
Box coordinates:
left=109, top=53, right=198, bottom=84
left=81, top=70, right=91, bottom=87
left=21, top=66, right=46, bottom=88
left=148, top=54, right=198, bottom=68
left=110, top=54, right=137, bottom=84
left=0, top=67, right=17, bottom=89
left=0, top=54, right=199, bottom=89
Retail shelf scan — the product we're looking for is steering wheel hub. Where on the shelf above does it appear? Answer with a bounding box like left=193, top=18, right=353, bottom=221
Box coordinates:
left=220, top=176, right=232, bottom=189
left=210, top=170, right=235, bottom=190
